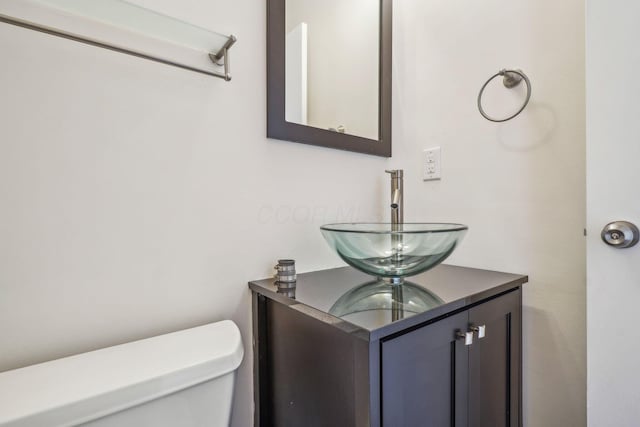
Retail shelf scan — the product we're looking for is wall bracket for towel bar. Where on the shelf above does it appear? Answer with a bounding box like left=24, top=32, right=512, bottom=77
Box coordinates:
left=209, top=35, right=237, bottom=81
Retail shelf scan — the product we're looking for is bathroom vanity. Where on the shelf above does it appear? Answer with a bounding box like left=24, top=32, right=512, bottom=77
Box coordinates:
left=250, top=265, right=527, bottom=427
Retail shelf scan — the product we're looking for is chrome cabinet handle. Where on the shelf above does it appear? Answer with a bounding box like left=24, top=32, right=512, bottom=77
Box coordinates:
left=601, top=221, right=639, bottom=249
left=471, top=325, right=486, bottom=339
left=456, top=330, right=473, bottom=346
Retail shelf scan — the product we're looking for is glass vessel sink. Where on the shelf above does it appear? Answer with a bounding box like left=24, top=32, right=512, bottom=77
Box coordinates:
left=320, top=223, right=468, bottom=283
left=321, top=223, right=468, bottom=319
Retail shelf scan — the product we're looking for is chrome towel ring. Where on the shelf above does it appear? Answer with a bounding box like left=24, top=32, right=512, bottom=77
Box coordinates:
left=478, top=69, right=531, bottom=122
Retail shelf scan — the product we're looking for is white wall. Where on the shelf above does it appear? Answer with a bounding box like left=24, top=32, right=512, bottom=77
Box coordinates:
left=0, top=2, right=388, bottom=426
left=0, top=0, right=585, bottom=426
left=586, top=1, right=640, bottom=425
left=393, top=0, right=585, bottom=425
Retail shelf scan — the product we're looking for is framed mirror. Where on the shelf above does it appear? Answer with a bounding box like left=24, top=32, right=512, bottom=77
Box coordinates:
left=267, top=0, right=392, bottom=157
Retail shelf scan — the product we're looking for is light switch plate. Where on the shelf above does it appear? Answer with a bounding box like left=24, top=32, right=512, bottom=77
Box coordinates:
left=423, top=147, right=441, bottom=181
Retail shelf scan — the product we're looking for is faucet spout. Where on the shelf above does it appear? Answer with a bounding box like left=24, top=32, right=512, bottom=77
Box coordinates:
left=391, top=189, right=401, bottom=209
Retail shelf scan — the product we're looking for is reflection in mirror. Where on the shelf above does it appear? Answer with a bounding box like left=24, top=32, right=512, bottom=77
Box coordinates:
left=284, top=0, right=379, bottom=140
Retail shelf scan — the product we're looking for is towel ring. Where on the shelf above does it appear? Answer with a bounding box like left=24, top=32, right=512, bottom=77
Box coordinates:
left=478, top=69, right=531, bottom=122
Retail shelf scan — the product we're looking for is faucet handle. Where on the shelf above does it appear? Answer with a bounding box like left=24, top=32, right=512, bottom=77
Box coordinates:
left=385, top=169, right=403, bottom=177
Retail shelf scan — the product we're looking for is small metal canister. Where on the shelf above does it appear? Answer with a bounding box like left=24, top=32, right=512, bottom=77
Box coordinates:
left=274, top=259, right=296, bottom=290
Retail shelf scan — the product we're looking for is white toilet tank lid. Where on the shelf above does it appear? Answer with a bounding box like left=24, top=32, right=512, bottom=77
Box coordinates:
left=0, top=320, right=243, bottom=427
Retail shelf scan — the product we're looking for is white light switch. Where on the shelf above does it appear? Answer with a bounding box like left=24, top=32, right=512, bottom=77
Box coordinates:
left=423, top=147, right=441, bottom=181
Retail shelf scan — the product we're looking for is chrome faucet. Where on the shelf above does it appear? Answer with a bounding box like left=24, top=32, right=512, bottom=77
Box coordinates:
left=385, top=170, right=405, bottom=319
left=385, top=169, right=403, bottom=228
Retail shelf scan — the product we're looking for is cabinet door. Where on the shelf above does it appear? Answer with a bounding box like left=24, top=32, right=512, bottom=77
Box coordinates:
left=468, top=290, right=521, bottom=427
left=381, top=312, right=469, bottom=427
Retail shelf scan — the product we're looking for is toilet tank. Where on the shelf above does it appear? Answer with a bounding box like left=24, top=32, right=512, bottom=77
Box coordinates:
left=0, top=320, right=244, bottom=427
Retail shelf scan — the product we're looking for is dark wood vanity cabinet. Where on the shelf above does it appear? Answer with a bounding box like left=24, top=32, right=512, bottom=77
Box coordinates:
left=250, top=265, right=527, bottom=427
left=382, top=290, right=520, bottom=427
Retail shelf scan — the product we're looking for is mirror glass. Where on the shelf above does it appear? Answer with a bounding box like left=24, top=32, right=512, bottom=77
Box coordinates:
left=284, top=0, right=379, bottom=140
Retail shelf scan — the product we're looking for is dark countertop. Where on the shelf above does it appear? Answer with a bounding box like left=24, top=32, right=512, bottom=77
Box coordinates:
left=249, top=264, right=528, bottom=340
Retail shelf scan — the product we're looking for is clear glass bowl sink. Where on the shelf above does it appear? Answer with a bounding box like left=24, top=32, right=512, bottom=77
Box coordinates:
left=320, top=223, right=468, bottom=283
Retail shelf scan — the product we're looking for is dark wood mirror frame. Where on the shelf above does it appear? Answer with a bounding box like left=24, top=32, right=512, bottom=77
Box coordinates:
left=267, top=0, right=392, bottom=157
